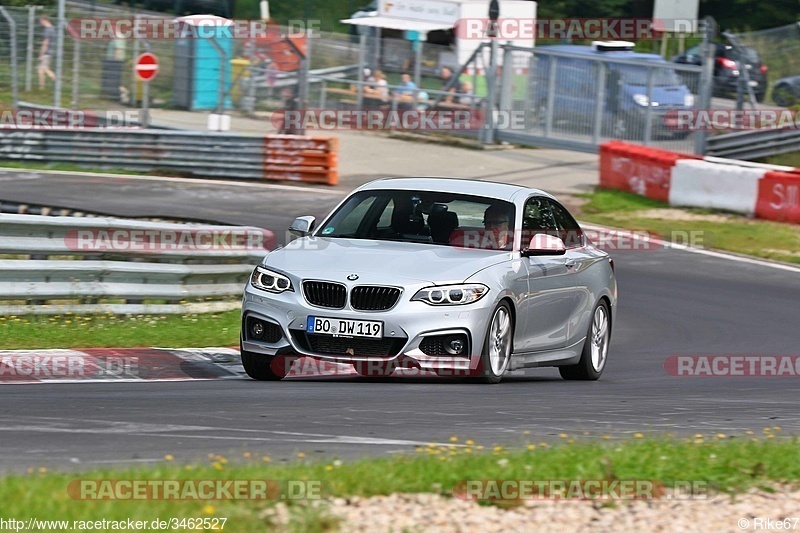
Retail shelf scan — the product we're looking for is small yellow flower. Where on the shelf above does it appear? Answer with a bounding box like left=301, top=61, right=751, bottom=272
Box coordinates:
left=476, top=445, right=484, bottom=450
left=523, top=430, right=530, bottom=435
left=212, top=462, right=223, bottom=471
left=243, top=452, right=251, bottom=458
left=493, top=445, right=503, bottom=452
left=716, top=433, right=726, bottom=439
left=297, top=452, right=305, bottom=458
left=558, top=433, right=568, bottom=438
left=325, top=465, right=334, bottom=471
left=694, top=434, right=703, bottom=438
left=602, top=435, right=611, bottom=440
left=745, top=431, right=754, bottom=435
left=202, top=505, right=216, bottom=515
left=527, top=444, right=536, bottom=451
left=464, top=448, right=472, bottom=454
left=634, top=433, right=644, bottom=439
left=465, top=440, right=475, bottom=446
left=773, top=426, right=782, bottom=431
left=38, top=467, right=47, bottom=473
left=262, top=456, right=271, bottom=462
left=450, top=436, right=458, bottom=442
left=185, top=465, right=193, bottom=471
left=164, top=454, right=174, bottom=461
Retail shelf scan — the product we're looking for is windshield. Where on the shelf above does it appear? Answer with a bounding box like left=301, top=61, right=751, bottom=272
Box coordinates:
left=317, top=189, right=517, bottom=249
left=614, top=64, right=683, bottom=86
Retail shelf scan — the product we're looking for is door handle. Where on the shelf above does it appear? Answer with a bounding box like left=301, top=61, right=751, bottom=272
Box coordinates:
left=564, top=258, right=576, bottom=268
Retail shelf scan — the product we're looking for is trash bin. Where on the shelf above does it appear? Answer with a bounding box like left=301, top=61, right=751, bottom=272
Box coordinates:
left=173, top=15, right=234, bottom=111
left=101, top=59, right=125, bottom=100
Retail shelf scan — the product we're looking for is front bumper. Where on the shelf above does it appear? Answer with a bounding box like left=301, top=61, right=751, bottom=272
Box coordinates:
left=241, top=284, right=495, bottom=372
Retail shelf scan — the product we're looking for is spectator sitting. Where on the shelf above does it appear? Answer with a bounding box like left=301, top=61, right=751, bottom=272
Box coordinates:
left=364, top=70, right=389, bottom=100
left=395, top=73, right=418, bottom=111
left=458, top=81, right=475, bottom=106
left=439, top=66, right=458, bottom=103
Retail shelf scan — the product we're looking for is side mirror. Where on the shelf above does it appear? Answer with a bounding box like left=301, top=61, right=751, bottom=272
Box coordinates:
left=521, top=233, right=566, bottom=257
left=288, top=216, right=316, bottom=237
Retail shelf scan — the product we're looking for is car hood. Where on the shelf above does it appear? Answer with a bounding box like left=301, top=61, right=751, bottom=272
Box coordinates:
left=263, top=237, right=509, bottom=284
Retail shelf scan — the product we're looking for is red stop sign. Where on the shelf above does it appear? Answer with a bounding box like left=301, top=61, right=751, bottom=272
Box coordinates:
left=134, top=53, right=159, bottom=82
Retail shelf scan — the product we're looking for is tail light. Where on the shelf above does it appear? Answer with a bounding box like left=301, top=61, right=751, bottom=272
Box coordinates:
left=717, top=57, right=737, bottom=69
left=759, top=65, right=768, bottom=74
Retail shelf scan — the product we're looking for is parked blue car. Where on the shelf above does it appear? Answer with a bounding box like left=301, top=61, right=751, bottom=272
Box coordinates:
left=532, top=42, right=695, bottom=140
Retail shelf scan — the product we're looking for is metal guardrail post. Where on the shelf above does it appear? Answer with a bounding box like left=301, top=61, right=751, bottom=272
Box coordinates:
left=498, top=44, right=514, bottom=113
left=544, top=58, right=557, bottom=138
left=592, top=62, right=606, bottom=145
left=694, top=16, right=717, bottom=156
left=643, top=67, right=655, bottom=146
left=54, top=0, right=65, bottom=108
left=0, top=7, right=19, bottom=109
left=483, top=39, right=500, bottom=145
left=357, top=34, right=365, bottom=109
left=25, top=6, right=37, bottom=93
left=71, top=36, right=80, bottom=109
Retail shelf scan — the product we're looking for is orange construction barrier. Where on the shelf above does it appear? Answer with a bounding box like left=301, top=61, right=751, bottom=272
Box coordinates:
left=263, top=135, right=338, bottom=185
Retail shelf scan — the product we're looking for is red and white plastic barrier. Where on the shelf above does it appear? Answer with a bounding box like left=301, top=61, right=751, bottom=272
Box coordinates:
left=599, top=141, right=800, bottom=224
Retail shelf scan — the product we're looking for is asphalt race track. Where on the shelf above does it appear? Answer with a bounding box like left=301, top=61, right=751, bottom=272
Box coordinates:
left=2, top=170, right=800, bottom=472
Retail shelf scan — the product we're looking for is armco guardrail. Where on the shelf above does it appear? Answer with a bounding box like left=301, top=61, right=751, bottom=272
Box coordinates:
left=0, top=214, right=275, bottom=315
left=600, top=141, right=800, bottom=224
left=706, top=126, right=800, bottom=161
left=0, top=129, right=339, bottom=185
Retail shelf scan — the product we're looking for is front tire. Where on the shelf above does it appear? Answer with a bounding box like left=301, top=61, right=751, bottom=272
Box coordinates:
left=474, top=302, right=514, bottom=384
left=559, top=300, right=611, bottom=381
left=240, top=340, right=293, bottom=381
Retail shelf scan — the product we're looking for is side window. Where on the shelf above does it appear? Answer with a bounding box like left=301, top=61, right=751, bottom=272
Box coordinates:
left=546, top=199, right=584, bottom=248
left=522, top=197, right=559, bottom=246
left=376, top=198, right=394, bottom=229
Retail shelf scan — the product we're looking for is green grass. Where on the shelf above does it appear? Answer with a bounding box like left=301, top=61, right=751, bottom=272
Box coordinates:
left=0, top=310, right=240, bottom=350
left=0, top=161, right=146, bottom=175
left=1, top=436, right=797, bottom=531
left=766, top=152, right=800, bottom=168
left=580, top=189, right=800, bottom=264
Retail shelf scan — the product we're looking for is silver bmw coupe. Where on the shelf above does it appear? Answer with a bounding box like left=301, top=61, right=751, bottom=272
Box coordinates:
left=241, top=178, right=617, bottom=383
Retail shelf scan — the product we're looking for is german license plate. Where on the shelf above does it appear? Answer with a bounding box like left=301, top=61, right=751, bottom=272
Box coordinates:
left=748, top=80, right=758, bottom=87
left=306, top=316, right=383, bottom=339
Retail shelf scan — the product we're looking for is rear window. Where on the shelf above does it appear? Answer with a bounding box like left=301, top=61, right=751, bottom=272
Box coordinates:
left=613, top=64, right=683, bottom=87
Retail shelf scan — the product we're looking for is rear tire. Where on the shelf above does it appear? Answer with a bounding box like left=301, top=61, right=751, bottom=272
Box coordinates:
left=772, top=84, right=796, bottom=107
left=559, top=300, right=611, bottom=381
left=240, top=340, right=293, bottom=381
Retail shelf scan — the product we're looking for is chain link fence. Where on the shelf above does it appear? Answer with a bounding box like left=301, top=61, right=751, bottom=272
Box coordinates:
left=728, top=22, right=800, bottom=107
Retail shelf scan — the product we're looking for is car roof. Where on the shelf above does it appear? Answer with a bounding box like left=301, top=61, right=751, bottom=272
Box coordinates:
left=358, top=177, right=554, bottom=202
left=536, top=45, right=667, bottom=62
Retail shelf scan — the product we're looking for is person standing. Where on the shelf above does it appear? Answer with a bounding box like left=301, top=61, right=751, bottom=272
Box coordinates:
left=38, top=15, right=57, bottom=90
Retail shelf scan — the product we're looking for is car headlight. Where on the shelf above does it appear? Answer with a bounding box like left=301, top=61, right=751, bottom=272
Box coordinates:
left=632, top=93, right=649, bottom=107
left=250, top=266, right=293, bottom=294
left=411, top=284, right=489, bottom=306
left=684, top=93, right=695, bottom=107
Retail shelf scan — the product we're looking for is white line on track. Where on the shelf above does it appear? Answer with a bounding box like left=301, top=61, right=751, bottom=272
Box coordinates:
left=0, top=168, right=344, bottom=195
left=580, top=221, right=800, bottom=274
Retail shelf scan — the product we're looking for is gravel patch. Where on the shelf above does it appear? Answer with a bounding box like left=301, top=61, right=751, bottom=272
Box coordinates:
left=264, top=489, right=800, bottom=532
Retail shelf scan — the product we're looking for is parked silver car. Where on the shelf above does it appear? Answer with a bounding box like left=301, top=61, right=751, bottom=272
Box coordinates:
left=240, top=178, right=617, bottom=383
